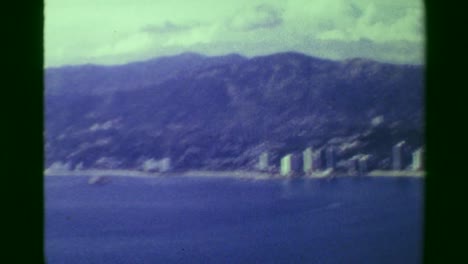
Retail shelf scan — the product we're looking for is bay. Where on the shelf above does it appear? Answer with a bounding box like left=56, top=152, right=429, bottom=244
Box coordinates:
left=45, top=176, right=424, bottom=264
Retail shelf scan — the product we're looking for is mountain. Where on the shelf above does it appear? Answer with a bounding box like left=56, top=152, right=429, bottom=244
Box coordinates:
left=45, top=52, right=424, bottom=171
left=45, top=52, right=246, bottom=95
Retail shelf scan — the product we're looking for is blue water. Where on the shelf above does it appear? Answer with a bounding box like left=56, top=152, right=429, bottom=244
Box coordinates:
left=45, top=176, right=424, bottom=264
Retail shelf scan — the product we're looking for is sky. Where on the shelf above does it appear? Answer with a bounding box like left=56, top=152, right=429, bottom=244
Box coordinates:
left=45, top=0, right=425, bottom=67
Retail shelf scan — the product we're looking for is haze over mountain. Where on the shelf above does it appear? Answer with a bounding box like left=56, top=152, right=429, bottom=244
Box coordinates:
left=45, top=52, right=424, bottom=171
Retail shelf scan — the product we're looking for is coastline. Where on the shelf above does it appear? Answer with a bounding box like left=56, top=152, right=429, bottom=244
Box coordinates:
left=44, top=169, right=274, bottom=180
left=44, top=169, right=425, bottom=179
left=367, top=170, right=425, bottom=177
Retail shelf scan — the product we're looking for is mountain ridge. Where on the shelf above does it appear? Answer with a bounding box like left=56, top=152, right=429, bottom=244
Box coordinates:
left=45, top=52, right=424, bottom=172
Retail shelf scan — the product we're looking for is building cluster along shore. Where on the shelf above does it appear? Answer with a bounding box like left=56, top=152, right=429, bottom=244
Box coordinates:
left=259, top=141, right=424, bottom=178
left=45, top=141, right=424, bottom=179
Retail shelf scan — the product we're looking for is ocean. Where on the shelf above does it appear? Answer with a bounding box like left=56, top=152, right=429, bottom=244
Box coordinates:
left=45, top=175, right=424, bottom=264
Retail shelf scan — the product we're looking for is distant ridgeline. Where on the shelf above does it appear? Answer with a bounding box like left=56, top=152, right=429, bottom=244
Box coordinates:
left=45, top=52, right=424, bottom=173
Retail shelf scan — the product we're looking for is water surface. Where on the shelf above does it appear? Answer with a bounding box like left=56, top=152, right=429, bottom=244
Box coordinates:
left=45, top=176, right=424, bottom=264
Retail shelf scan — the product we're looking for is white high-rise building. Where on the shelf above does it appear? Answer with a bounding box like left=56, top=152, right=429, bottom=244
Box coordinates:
left=280, top=154, right=292, bottom=176
left=303, top=147, right=314, bottom=174
left=347, top=157, right=359, bottom=175
left=358, top=155, right=370, bottom=175
left=258, top=152, right=269, bottom=171
left=392, top=141, right=406, bottom=170
left=326, top=146, right=336, bottom=169
left=411, top=148, right=424, bottom=171
left=280, top=153, right=302, bottom=177
left=159, top=158, right=171, bottom=172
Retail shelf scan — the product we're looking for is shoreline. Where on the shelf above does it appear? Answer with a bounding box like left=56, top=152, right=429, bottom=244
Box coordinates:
left=367, top=170, right=425, bottom=177
left=44, top=169, right=425, bottom=179
left=44, top=169, right=274, bottom=180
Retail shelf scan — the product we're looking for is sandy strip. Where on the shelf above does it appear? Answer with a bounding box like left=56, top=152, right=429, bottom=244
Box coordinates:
left=44, top=169, right=275, bottom=180
left=44, top=169, right=425, bottom=179
left=367, top=170, right=425, bottom=177
left=44, top=169, right=160, bottom=178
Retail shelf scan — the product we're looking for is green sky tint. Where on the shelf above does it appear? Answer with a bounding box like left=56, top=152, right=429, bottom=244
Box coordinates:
left=45, top=0, right=425, bottom=67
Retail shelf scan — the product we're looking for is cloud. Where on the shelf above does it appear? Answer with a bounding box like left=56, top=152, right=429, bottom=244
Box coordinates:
left=45, top=0, right=425, bottom=67
left=139, top=20, right=218, bottom=48
left=311, top=1, right=424, bottom=44
left=228, top=4, right=283, bottom=31
left=348, top=2, right=363, bottom=18
left=92, top=32, right=154, bottom=58
left=141, top=21, right=195, bottom=34
left=295, top=36, right=424, bottom=64
left=88, top=21, right=219, bottom=64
